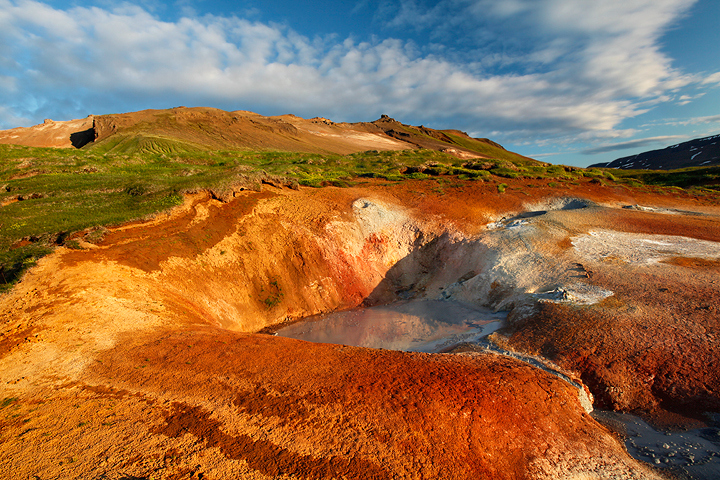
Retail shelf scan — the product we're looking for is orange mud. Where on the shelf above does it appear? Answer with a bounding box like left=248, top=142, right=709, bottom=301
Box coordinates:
left=2, top=177, right=719, bottom=479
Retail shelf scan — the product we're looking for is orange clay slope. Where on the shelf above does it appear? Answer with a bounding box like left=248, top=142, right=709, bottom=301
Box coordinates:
left=2, top=175, right=719, bottom=479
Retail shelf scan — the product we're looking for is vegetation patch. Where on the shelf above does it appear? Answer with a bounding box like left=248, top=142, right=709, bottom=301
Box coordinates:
left=0, top=397, right=18, bottom=409
left=0, top=141, right=715, bottom=293
left=259, top=278, right=284, bottom=309
left=611, top=165, right=720, bottom=192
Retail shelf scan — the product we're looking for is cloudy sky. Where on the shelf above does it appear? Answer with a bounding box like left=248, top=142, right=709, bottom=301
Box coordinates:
left=1, top=0, right=719, bottom=166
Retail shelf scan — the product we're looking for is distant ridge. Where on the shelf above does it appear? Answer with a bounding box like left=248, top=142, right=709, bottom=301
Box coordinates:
left=591, top=133, right=720, bottom=170
left=0, top=107, right=534, bottom=164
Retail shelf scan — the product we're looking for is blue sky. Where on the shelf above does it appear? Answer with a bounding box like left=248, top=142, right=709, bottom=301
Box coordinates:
left=1, top=0, right=719, bottom=166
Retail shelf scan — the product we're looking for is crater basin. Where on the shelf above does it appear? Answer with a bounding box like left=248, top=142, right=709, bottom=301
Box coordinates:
left=274, top=299, right=506, bottom=353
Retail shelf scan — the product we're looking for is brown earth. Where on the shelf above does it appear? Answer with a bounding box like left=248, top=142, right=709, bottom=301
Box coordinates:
left=505, top=242, right=720, bottom=425
left=0, top=116, right=94, bottom=149
left=1, top=176, right=719, bottom=479
left=0, top=107, right=528, bottom=161
left=89, top=107, right=411, bottom=155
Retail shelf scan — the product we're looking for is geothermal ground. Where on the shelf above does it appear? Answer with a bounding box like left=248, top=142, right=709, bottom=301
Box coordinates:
left=1, top=176, right=719, bottom=479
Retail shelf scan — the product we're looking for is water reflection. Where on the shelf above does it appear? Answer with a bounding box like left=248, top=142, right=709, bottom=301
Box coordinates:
left=275, top=300, right=507, bottom=353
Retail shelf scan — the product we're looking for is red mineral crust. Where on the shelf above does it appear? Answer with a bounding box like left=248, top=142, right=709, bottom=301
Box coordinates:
left=2, top=172, right=718, bottom=479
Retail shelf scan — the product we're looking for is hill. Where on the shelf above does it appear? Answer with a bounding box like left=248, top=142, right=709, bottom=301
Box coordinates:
left=0, top=116, right=95, bottom=149
left=0, top=107, right=533, bottom=164
left=592, top=133, right=720, bottom=170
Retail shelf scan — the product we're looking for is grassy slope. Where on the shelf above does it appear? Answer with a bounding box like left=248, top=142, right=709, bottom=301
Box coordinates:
left=384, top=122, right=536, bottom=165
left=441, top=132, right=532, bottom=164
left=610, top=165, right=720, bottom=191
left=1, top=141, right=718, bottom=292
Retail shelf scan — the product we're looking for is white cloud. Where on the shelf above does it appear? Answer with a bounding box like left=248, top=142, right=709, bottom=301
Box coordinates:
left=581, top=135, right=686, bottom=155
left=642, top=114, right=720, bottom=128
left=702, top=72, right=720, bottom=85
left=535, top=0, right=695, bottom=35
left=675, top=92, right=705, bottom=105
left=379, top=1, right=701, bottom=129
left=682, top=114, right=720, bottom=125
left=0, top=0, right=709, bottom=144
left=526, top=151, right=572, bottom=158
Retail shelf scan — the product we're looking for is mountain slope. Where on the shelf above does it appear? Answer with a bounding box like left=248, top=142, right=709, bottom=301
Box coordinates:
left=592, top=134, right=720, bottom=170
left=0, top=107, right=533, bottom=164
left=0, top=116, right=94, bottom=149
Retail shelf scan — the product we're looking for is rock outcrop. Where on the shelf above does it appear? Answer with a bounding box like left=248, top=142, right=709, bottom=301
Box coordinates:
left=0, top=115, right=94, bottom=149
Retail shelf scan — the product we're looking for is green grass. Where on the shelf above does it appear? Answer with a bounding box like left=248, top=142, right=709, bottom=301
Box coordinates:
left=0, top=142, right=717, bottom=293
left=2, top=145, right=454, bottom=290
left=260, top=278, right=283, bottom=309
left=609, top=165, right=720, bottom=191
left=0, top=397, right=18, bottom=409
left=441, top=132, right=532, bottom=164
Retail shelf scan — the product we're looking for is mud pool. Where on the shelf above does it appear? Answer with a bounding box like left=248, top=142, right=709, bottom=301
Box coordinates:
left=275, top=300, right=506, bottom=353
left=595, top=411, right=720, bottom=480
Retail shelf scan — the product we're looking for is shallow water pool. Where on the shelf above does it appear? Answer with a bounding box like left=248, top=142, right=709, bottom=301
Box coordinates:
left=275, top=300, right=506, bottom=353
